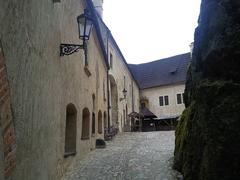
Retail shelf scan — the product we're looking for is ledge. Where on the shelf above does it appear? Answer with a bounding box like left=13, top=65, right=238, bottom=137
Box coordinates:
left=81, top=137, right=90, bottom=140
left=64, top=151, right=76, bottom=158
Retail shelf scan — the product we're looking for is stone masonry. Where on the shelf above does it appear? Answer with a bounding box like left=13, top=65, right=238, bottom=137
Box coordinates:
left=63, top=131, right=181, bottom=180
left=0, top=41, right=16, bottom=178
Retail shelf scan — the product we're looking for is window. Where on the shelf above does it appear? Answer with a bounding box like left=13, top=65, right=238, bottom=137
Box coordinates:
left=104, top=111, right=107, bottom=129
left=98, top=111, right=103, bottom=134
left=159, top=96, right=164, bottom=106
left=82, top=108, right=90, bottom=140
left=92, top=94, right=95, bottom=110
left=177, top=94, right=182, bottom=104
left=164, top=96, right=169, bottom=105
left=65, top=104, right=77, bottom=157
left=177, top=93, right=184, bottom=104
left=103, top=80, right=106, bottom=101
left=110, top=53, right=113, bottom=69
left=159, top=96, right=169, bottom=106
left=92, top=113, right=95, bottom=135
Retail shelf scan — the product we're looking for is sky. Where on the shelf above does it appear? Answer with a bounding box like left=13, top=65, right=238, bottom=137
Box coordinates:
left=103, top=0, right=201, bottom=64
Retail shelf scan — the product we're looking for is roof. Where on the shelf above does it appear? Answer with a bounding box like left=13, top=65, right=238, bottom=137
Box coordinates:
left=128, top=111, right=144, bottom=118
left=89, top=6, right=140, bottom=87
left=140, top=107, right=157, bottom=118
left=128, top=53, right=191, bottom=89
left=86, top=0, right=109, bottom=68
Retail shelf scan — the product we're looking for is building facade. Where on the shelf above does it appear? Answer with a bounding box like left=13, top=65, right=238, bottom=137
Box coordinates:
left=129, top=53, right=190, bottom=120
left=0, top=0, right=189, bottom=179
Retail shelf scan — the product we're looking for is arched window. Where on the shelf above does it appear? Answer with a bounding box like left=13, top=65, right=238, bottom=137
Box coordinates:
left=104, top=111, right=107, bottom=129
left=82, top=108, right=90, bottom=140
left=65, top=104, right=77, bottom=157
left=98, top=111, right=103, bottom=134
left=92, top=112, right=95, bottom=135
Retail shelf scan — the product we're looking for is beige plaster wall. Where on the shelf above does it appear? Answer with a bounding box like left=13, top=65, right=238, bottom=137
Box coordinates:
left=108, top=39, right=140, bottom=132
left=0, top=0, right=108, bottom=179
left=140, top=84, right=185, bottom=118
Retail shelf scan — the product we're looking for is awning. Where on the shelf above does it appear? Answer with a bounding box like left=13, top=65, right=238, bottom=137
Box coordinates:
left=140, top=107, right=157, bottom=119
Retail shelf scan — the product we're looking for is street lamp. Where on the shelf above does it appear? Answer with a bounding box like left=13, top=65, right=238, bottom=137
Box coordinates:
left=120, top=88, right=127, bottom=101
left=60, top=9, right=93, bottom=64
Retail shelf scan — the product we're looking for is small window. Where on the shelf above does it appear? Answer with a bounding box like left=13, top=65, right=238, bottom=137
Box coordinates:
left=65, top=104, right=77, bottom=157
left=104, top=111, right=107, bottom=129
left=82, top=108, right=90, bottom=140
left=98, top=111, right=103, bottom=134
left=159, top=96, right=164, bottom=106
left=103, top=80, right=106, bottom=101
left=164, top=96, right=169, bottom=106
left=92, top=113, right=95, bottom=135
left=159, top=96, right=169, bottom=106
left=110, top=53, right=113, bottom=69
left=177, top=94, right=182, bottom=104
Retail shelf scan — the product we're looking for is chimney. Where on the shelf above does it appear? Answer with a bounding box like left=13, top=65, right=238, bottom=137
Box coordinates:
left=92, top=0, right=103, bottom=18
left=189, top=42, right=194, bottom=58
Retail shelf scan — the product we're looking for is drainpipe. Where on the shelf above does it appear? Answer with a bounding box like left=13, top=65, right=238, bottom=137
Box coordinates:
left=106, top=30, right=111, bottom=133
left=131, top=80, right=134, bottom=112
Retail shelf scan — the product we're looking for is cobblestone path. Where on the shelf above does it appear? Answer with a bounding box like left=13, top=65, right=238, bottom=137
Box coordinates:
left=63, top=131, right=180, bottom=180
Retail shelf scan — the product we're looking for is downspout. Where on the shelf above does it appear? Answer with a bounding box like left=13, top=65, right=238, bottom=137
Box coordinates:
left=131, top=80, right=134, bottom=112
left=106, top=30, right=111, bottom=132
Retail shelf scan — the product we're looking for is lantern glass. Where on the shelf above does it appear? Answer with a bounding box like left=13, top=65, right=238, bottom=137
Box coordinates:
left=77, top=10, right=93, bottom=40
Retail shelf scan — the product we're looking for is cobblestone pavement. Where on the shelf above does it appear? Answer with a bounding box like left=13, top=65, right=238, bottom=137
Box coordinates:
left=63, top=131, right=181, bottom=180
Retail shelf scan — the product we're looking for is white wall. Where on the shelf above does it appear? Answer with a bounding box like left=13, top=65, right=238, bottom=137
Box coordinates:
left=140, top=83, right=185, bottom=118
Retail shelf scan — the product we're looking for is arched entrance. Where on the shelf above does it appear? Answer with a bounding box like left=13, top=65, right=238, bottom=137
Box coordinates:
left=104, top=111, right=107, bottom=129
left=65, top=103, right=77, bottom=156
left=82, top=108, right=90, bottom=140
left=109, top=75, right=118, bottom=128
left=98, top=111, right=103, bottom=134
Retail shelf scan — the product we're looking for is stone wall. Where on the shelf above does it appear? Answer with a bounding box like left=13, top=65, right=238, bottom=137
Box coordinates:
left=0, top=0, right=108, bottom=179
left=0, top=41, right=16, bottom=179
left=174, top=0, right=240, bottom=179
left=108, top=38, right=140, bottom=132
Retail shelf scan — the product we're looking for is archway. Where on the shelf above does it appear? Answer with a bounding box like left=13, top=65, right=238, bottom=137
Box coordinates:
left=109, top=74, right=118, bottom=128
left=104, top=111, right=107, bottom=130
left=65, top=103, right=77, bottom=156
left=82, top=108, right=90, bottom=140
left=98, top=111, right=103, bottom=134
left=92, top=112, right=95, bottom=135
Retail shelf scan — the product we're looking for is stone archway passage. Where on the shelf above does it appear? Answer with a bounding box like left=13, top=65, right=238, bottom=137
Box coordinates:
left=64, top=104, right=77, bottom=157
left=109, top=75, right=118, bottom=128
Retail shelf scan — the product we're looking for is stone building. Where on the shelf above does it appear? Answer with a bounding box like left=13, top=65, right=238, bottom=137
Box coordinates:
left=0, top=0, right=190, bottom=179
left=129, top=53, right=190, bottom=120
left=0, top=0, right=139, bottom=179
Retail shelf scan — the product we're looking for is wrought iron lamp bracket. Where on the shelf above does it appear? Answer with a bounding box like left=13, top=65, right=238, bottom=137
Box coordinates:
left=60, top=43, right=85, bottom=56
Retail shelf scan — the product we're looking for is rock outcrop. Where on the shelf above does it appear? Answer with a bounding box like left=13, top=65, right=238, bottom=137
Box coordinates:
left=174, top=0, right=240, bottom=179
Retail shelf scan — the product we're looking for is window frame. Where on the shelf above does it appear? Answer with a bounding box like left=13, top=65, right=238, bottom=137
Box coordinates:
left=159, top=95, right=169, bottom=106
left=177, top=93, right=182, bottom=104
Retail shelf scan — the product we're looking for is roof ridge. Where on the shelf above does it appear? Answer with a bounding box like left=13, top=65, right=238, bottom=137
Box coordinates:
left=129, top=52, right=190, bottom=66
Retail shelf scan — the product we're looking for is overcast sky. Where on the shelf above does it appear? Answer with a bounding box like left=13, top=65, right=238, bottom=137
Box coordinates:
left=103, top=0, right=201, bottom=64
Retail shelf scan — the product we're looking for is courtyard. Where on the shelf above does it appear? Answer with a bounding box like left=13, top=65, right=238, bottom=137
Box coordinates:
left=63, top=131, right=180, bottom=180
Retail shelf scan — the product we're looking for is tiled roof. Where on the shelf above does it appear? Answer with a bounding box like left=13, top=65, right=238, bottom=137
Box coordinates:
left=128, top=53, right=191, bottom=89
left=140, top=107, right=157, bottom=118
